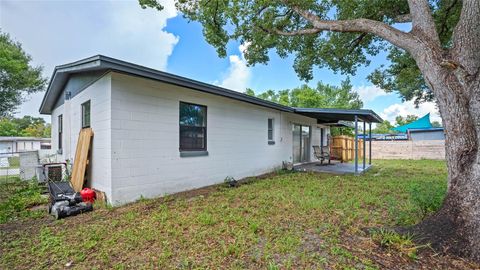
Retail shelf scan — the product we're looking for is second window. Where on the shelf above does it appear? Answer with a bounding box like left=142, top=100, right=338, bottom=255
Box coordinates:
left=268, top=118, right=274, bottom=143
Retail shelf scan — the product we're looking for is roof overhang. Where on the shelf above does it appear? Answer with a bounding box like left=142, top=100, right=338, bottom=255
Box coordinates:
left=40, top=55, right=382, bottom=125
left=294, top=108, right=383, bottom=123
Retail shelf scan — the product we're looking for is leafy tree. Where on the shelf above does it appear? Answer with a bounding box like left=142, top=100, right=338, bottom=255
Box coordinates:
left=0, top=116, right=50, bottom=137
left=0, top=118, right=20, bottom=136
left=372, top=120, right=395, bottom=134
left=0, top=31, right=46, bottom=117
left=12, top=115, right=46, bottom=131
left=395, top=115, right=419, bottom=126
left=143, top=0, right=480, bottom=260
left=247, top=79, right=362, bottom=108
left=431, top=121, right=442, bottom=127
left=22, top=122, right=51, bottom=138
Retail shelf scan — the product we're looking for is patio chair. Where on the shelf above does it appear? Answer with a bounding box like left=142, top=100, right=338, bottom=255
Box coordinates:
left=312, top=145, right=331, bottom=165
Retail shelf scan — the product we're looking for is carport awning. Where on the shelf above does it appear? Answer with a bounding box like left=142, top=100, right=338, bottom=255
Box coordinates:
left=293, top=108, right=383, bottom=123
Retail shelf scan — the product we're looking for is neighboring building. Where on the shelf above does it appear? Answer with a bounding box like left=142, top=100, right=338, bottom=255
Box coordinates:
left=39, top=55, right=382, bottom=205
left=392, top=113, right=445, bottom=141
left=0, top=137, right=51, bottom=154
left=408, top=128, right=445, bottom=141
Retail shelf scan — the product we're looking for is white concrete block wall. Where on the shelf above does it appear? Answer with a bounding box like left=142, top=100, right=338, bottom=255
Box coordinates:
left=50, top=74, right=112, bottom=199
left=110, top=72, right=324, bottom=204
left=16, top=141, right=41, bottom=151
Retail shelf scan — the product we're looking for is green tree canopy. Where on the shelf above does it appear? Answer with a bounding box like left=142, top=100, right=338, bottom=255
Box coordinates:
left=372, top=120, right=395, bottom=134
left=394, top=114, right=418, bottom=126
left=0, top=31, right=46, bottom=117
left=0, top=116, right=50, bottom=137
left=246, top=79, right=362, bottom=109
left=140, top=0, right=461, bottom=106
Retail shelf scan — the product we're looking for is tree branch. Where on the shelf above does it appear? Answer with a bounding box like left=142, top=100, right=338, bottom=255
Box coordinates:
left=266, top=27, right=321, bottom=36
left=288, top=6, right=417, bottom=52
left=407, top=0, right=441, bottom=46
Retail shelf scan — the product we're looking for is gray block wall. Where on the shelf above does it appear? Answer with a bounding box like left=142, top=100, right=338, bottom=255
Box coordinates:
left=19, top=151, right=40, bottom=180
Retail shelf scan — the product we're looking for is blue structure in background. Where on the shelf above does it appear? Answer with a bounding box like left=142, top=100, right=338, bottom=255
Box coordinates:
left=393, top=113, right=433, bottom=133
left=359, top=113, right=445, bottom=141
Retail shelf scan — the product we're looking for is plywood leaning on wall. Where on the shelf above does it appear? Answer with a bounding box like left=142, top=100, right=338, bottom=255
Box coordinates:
left=70, top=128, right=93, bottom=192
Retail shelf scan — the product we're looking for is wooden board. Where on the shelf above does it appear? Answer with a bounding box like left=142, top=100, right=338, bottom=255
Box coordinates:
left=70, top=128, right=93, bottom=192
left=93, top=188, right=106, bottom=204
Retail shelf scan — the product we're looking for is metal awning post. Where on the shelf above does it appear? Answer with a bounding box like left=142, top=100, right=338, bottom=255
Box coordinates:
left=363, top=121, right=366, bottom=170
left=369, top=122, right=372, bottom=165
left=354, top=115, right=358, bottom=174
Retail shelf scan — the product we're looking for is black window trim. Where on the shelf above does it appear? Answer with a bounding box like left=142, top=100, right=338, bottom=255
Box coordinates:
left=179, top=101, right=208, bottom=153
left=268, top=118, right=275, bottom=144
left=58, top=114, right=63, bottom=151
left=81, top=100, right=91, bottom=128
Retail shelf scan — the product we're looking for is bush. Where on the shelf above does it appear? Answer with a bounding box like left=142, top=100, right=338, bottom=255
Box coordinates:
left=409, top=180, right=446, bottom=219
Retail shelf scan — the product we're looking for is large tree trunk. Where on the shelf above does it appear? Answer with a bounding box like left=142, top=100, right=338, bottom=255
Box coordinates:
left=408, top=45, right=480, bottom=260
left=283, top=0, right=480, bottom=260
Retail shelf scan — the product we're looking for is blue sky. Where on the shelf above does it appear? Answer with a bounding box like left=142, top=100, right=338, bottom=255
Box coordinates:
left=0, top=0, right=440, bottom=124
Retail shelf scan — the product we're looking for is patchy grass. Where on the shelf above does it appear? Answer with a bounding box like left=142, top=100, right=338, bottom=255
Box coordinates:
left=0, top=160, right=477, bottom=269
left=0, top=179, right=48, bottom=223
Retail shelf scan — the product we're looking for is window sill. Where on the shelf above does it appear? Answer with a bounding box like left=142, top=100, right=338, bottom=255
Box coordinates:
left=268, top=141, right=275, bottom=145
left=180, top=151, right=209, bottom=157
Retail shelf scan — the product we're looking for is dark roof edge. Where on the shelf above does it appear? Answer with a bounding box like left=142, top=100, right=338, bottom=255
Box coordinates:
left=293, top=107, right=383, bottom=123
left=39, top=55, right=293, bottom=114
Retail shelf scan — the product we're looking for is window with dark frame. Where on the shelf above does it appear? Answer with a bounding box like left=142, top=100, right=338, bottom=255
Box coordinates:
left=58, top=114, right=63, bottom=150
left=268, top=118, right=274, bottom=143
left=179, top=102, right=207, bottom=151
left=81, top=100, right=91, bottom=128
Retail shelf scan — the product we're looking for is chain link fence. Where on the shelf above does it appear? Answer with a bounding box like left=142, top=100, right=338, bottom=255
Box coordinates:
left=1, top=150, right=69, bottom=193
left=0, top=152, right=20, bottom=185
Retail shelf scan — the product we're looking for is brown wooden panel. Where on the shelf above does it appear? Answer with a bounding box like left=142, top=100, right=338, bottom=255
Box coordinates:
left=70, top=128, right=93, bottom=192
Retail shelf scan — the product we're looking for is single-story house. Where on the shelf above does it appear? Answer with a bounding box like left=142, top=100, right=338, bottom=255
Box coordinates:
left=0, top=137, right=51, bottom=155
left=39, top=55, right=382, bottom=205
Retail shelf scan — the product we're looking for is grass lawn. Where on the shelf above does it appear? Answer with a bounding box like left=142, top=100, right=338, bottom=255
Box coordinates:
left=0, top=160, right=477, bottom=269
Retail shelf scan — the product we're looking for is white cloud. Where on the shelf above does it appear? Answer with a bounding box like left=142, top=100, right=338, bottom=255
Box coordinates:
left=1, top=0, right=179, bottom=120
left=106, top=0, right=179, bottom=71
left=353, top=85, right=389, bottom=102
left=217, top=43, right=251, bottom=92
left=380, top=100, right=441, bottom=123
